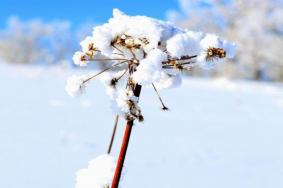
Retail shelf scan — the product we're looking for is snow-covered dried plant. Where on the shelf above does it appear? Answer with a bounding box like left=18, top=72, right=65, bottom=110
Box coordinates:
left=68, top=9, right=235, bottom=188
left=66, top=9, right=235, bottom=122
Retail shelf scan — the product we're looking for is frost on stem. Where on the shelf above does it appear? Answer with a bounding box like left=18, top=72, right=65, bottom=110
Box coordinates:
left=75, top=155, right=119, bottom=188
left=66, top=8, right=236, bottom=121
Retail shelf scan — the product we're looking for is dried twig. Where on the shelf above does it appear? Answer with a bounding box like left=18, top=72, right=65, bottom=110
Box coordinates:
left=107, top=114, right=119, bottom=154
left=83, top=60, right=130, bottom=84
left=110, top=68, right=128, bottom=88
left=87, top=58, right=129, bottom=61
left=151, top=83, right=169, bottom=111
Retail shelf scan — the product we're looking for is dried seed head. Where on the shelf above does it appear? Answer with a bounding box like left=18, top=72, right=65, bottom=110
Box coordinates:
left=127, top=78, right=136, bottom=86
left=161, top=106, right=169, bottom=111
left=137, top=115, right=144, bottom=122
left=88, top=43, right=94, bottom=51
left=139, top=37, right=150, bottom=45
left=127, top=100, right=135, bottom=108
left=110, top=78, right=118, bottom=88
left=132, top=59, right=139, bottom=65
left=125, top=38, right=135, bottom=48
left=84, top=43, right=100, bottom=58
left=85, top=50, right=94, bottom=57
left=112, top=35, right=126, bottom=46
left=125, top=113, right=134, bottom=121
left=80, top=54, right=87, bottom=61
left=206, top=47, right=226, bottom=61
left=170, top=60, right=178, bottom=66
left=121, top=34, right=127, bottom=39
left=113, top=34, right=142, bottom=49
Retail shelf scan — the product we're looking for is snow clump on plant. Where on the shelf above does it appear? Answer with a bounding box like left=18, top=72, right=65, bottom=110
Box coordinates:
left=75, top=155, right=117, bottom=188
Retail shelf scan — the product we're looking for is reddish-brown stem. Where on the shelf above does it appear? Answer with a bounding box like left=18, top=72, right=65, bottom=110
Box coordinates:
left=111, top=84, right=142, bottom=188
left=111, top=120, right=133, bottom=188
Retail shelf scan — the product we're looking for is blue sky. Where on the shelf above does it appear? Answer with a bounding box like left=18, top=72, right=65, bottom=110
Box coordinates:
left=0, top=0, right=179, bottom=28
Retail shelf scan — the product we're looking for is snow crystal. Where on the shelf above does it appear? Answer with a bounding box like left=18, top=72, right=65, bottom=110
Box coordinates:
left=75, top=155, right=117, bottom=188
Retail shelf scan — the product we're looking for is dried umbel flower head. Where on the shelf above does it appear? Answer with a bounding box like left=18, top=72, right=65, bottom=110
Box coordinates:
left=110, top=78, right=118, bottom=88
left=66, top=9, right=236, bottom=122
left=80, top=36, right=100, bottom=53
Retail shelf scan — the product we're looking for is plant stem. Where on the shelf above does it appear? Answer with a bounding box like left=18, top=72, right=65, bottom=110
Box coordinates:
left=117, top=68, right=128, bottom=81
left=111, top=120, right=133, bottom=188
left=107, top=114, right=119, bottom=154
left=151, top=83, right=169, bottom=110
left=111, top=84, right=142, bottom=188
left=88, top=58, right=129, bottom=61
left=112, top=44, right=124, bottom=54
left=83, top=60, right=129, bottom=84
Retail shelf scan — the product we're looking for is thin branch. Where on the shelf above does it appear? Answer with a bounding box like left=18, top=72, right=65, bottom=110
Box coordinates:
left=129, top=48, right=137, bottom=60
left=87, top=58, right=129, bottom=62
left=113, top=52, right=124, bottom=56
left=162, top=61, right=196, bottom=68
left=162, top=55, right=198, bottom=65
left=112, top=44, right=124, bottom=54
left=117, top=68, right=128, bottom=80
left=175, top=55, right=197, bottom=61
left=110, top=68, right=129, bottom=88
left=151, top=83, right=169, bottom=111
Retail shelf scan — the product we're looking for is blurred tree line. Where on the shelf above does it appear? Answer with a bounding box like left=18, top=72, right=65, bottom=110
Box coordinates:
left=0, top=17, right=109, bottom=69
left=0, top=17, right=74, bottom=65
left=168, top=0, right=283, bottom=81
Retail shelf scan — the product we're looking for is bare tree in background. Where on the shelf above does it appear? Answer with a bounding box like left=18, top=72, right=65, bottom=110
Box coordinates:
left=168, top=0, right=283, bottom=81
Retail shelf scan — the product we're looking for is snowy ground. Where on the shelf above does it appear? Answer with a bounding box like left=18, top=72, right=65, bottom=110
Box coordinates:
left=1, top=63, right=283, bottom=188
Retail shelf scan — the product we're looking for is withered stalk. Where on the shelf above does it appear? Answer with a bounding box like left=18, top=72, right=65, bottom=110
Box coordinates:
left=107, top=114, right=119, bottom=154
left=111, top=84, right=142, bottom=188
